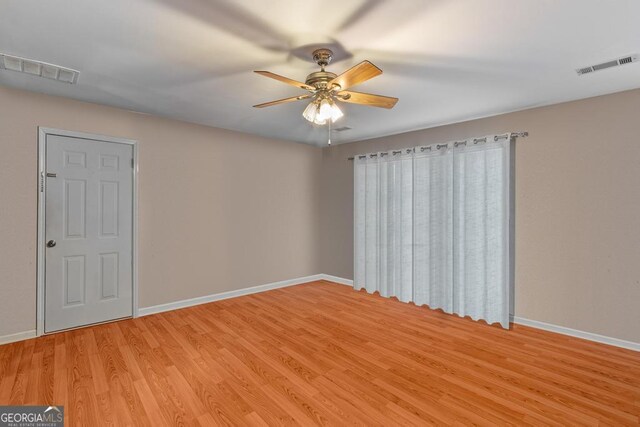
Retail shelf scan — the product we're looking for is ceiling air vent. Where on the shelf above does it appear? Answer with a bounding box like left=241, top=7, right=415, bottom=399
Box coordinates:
left=334, top=126, right=352, bottom=132
left=0, top=53, right=79, bottom=84
left=576, top=54, right=638, bottom=75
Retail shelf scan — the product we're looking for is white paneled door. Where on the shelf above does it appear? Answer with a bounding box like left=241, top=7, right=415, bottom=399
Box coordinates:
left=44, top=134, right=133, bottom=333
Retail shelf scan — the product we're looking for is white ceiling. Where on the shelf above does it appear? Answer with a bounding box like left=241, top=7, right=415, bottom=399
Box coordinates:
left=1, top=0, right=640, bottom=145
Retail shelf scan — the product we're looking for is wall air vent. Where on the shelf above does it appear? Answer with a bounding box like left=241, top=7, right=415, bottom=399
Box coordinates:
left=0, top=53, right=79, bottom=84
left=334, top=126, right=352, bottom=132
left=576, top=54, right=638, bottom=75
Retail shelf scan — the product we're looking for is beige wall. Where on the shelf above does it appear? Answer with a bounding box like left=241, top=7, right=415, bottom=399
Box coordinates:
left=0, top=86, right=322, bottom=337
left=2, top=85, right=639, bottom=344
left=320, top=89, right=640, bottom=343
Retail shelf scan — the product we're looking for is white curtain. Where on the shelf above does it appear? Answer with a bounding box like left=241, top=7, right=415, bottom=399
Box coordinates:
left=354, top=136, right=511, bottom=328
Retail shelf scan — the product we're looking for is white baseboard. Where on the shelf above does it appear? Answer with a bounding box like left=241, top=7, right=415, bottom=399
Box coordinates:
left=320, top=274, right=353, bottom=286
left=324, top=275, right=639, bottom=352
left=511, top=316, right=640, bottom=352
left=138, top=274, right=327, bottom=317
left=0, top=330, right=36, bottom=346
left=4, top=275, right=638, bottom=353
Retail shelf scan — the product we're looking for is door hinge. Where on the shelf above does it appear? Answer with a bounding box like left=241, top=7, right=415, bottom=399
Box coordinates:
left=131, top=158, right=134, bottom=168
left=40, top=172, right=44, bottom=192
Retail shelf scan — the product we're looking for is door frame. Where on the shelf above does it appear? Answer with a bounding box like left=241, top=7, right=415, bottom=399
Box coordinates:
left=36, top=127, right=139, bottom=336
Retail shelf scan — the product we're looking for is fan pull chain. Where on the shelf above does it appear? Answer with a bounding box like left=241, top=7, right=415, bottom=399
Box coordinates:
left=328, top=120, right=331, bottom=145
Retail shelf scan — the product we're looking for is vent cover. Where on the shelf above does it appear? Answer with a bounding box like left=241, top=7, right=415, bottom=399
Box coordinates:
left=0, top=53, right=79, bottom=84
left=576, top=54, right=638, bottom=75
left=334, top=126, right=352, bottom=132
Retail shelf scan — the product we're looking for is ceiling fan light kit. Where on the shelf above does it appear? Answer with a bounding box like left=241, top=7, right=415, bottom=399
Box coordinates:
left=303, top=94, right=344, bottom=125
left=253, top=48, right=398, bottom=143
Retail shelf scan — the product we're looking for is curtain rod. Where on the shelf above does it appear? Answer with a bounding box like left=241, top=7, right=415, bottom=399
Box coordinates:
left=346, top=131, right=528, bottom=160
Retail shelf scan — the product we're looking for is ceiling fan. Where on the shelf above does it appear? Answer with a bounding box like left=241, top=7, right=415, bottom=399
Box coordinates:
left=253, top=48, right=398, bottom=127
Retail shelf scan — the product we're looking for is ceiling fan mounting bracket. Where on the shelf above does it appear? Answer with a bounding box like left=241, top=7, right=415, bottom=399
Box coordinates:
left=312, top=48, right=333, bottom=70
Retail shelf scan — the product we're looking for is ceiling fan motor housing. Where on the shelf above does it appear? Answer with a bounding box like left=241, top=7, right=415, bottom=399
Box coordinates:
left=305, top=71, right=338, bottom=90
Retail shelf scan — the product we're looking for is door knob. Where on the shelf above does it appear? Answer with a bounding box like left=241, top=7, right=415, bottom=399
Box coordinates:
left=46, top=240, right=56, bottom=248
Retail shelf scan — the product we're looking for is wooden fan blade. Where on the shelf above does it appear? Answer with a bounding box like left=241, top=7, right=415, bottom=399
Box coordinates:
left=336, top=90, right=398, bottom=109
left=254, top=71, right=316, bottom=91
left=328, top=60, right=382, bottom=91
left=253, top=94, right=312, bottom=108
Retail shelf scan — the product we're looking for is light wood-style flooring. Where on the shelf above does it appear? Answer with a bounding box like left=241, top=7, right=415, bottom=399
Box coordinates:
left=1, top=280, right=639, bottom=425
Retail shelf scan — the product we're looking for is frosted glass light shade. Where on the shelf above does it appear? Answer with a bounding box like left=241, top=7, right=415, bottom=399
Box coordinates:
left=330, top=102, right=343, bottom=122
left=313, top=115, right=326, bottom=125
left=302, top=102, right=317, bottom=122
left=317, top=98, right=332, bottom=121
